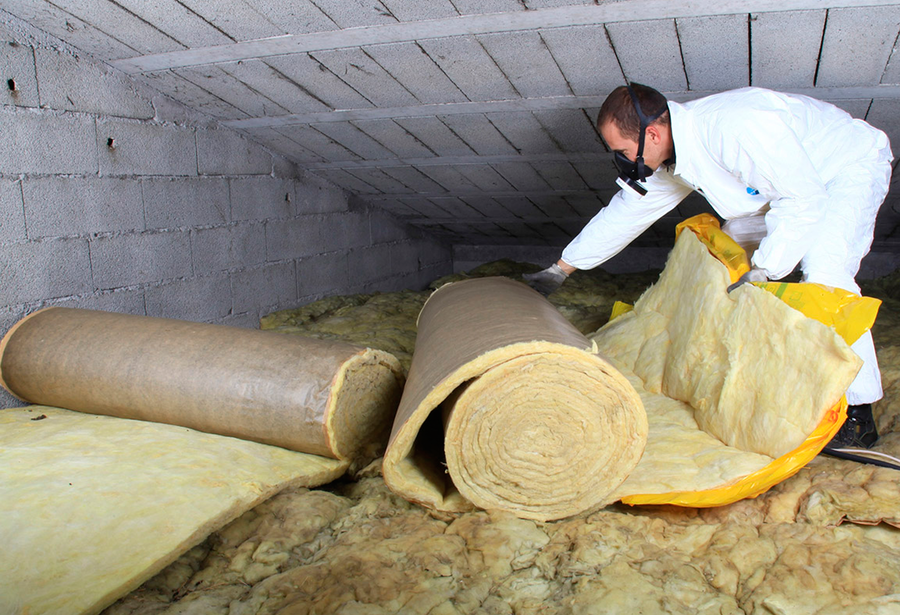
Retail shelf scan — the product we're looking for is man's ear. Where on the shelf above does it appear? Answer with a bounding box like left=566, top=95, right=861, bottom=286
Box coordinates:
left=645, top=123, right=662, bottom=144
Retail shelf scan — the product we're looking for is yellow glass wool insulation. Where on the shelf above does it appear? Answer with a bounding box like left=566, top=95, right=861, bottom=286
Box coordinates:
left=382, top=277, right=647, bottom=522
left=594, top=231, right=863, bottom=500
left=0, top=406, right=348, bottom=615
left=103, top=262, right=900, bottom=614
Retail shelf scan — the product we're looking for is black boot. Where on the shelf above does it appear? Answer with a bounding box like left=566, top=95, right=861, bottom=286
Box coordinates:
left=828, top=403, right=878, bottom=449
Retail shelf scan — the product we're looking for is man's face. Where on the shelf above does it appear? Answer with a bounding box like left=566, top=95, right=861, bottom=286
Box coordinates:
left=600, top=121, right=667, bottom=172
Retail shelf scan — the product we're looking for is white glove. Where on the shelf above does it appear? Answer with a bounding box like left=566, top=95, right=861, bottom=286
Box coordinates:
left=522, top=263, right=569, bottom=296
left=727, top=267, right=768, bottom=292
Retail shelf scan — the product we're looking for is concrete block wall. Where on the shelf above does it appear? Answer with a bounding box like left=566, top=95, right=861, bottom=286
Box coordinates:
left=0, top=20, right=452, bottom=408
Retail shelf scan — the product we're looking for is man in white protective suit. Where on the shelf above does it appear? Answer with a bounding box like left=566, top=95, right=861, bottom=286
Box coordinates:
left=523, top=83, right=893, bottom=449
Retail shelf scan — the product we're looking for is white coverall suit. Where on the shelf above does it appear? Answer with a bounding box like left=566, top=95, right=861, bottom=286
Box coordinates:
left=562, top=87, right=893, bottom=404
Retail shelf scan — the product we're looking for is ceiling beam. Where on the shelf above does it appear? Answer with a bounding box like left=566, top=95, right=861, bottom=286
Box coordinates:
left=110, top=1, right=900, bottom=74
left=304, top=152, right=610, bottom=170
left=224, top=86, right=900, bottom=130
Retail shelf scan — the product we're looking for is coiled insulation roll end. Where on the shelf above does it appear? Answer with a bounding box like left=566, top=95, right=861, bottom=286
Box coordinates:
left=383, top=277, right=646, bottom=521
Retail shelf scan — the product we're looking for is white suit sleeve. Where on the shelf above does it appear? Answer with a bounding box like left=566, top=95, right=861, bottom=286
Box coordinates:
left=721, top=114, right=830, bottom=279
left=561, top=172, right=692, bottom=270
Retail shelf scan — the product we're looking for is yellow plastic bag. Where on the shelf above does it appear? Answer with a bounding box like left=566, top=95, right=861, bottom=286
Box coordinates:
left=620, top=214, right=878, bottom=507
left=675, top=213, right=750, bottom=284
left=757, top=282, right=881, bottom=346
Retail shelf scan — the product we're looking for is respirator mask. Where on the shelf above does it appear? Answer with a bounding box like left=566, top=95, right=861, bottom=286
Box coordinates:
left=613, top=86, right=667, bottom=197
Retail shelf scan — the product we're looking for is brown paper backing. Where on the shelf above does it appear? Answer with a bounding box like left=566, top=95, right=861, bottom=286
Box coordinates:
left=0, top=307, right=403, bottom=460
left=382, top=277, right=646, bottom=521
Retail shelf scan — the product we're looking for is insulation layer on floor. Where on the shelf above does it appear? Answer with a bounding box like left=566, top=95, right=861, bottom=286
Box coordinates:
left=101, top=261, right=900, bottom=614
left=0, top=406, right=348, bottom=615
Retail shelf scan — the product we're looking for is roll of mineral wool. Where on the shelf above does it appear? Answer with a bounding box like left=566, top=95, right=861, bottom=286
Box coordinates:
left=0, top=307, right=404, bottom=462
left=382, top=277, right=647, bottom=521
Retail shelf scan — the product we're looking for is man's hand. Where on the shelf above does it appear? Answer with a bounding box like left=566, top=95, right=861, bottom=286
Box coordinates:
left=727, top=268, right=768, bottom=292
left=522, top=263, right=569, bottom=296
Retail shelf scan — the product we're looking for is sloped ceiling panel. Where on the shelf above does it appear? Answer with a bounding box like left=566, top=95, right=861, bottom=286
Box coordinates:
left=4, top=0, right=900, bottom=249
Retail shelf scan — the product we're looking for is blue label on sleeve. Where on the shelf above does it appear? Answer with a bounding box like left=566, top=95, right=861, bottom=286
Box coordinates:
left=746, top=187, right=760, bottom=196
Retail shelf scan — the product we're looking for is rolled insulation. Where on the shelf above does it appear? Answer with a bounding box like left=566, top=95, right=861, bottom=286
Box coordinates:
left=0, top=307, right=404, bottom=462
left=382, top=277, right=647, bottom=521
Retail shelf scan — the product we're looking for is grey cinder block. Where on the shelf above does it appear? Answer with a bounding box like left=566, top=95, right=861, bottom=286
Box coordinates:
left=677, top=14, right=749, bottom=91
left=197, top=127, right=273, bottom=176
left=98, top=119, right=197, bottom=176
left=144, top=273, right=233, bottom=322
left=0, top=2, right=136, bottom=62
left=536, top=162, right=589, bottom=191
left=0, top=107, right=97, bottom=175
left=532, top=108, right=603, bottom=153
left=23, top=177, right=144, bottom=238
left=418, top=35, right=518, bottom=102
left=379, top=167, right=444, bottom=194
left=351, top=118, right=437, bottom=159
left=265, top=216, right=332, bottom=261
left=297, top=178, right=350, bottom=214
left=390, top=240, right=419, bottom=271
left=143, top=177, right=229, bottom=230
left=393, top=116, right=475, bottom=157
left=309, top=0, right=396, bottom=28
left=438, top=113, right=518, bottom=157
left=378, top=0, right=458, bottom=21
left=451, top=0, right=523, bottom=15
left=138, top=70, right=248, bottom=121
left=297, top=251, right=350, bottom=296
left=370, top=210, right=412, bottom=244
left=477, top=30, right=572, bottom=98
left=484, top=111, right=559, bottom=155
left=218, top=312, right=260, bottom=329
left=541, top=25, right=624, bottom=96
left=310, top=169, right=378, bottom=195
left=263, top=54, right=372, bottom=111
left=240, top=0, right=337, bottom=36
left=90, top=230, right=192, bottom=289
left=231, top=176, right=295, bottom=221
left=34, top=47, right=154, bottom=119
left=348, top=243, right=393, bottom=285
left=0, top=237, right=91, bottom=305
left=363, top=41, right=468, bottom=104
left=311, top=47, right=418, bottom=108
left=606, top=19, right=687, bottom=91
left=344, top=168, right=411, bottom=194
left=312, top=121, right=396, bottom=160
left=750, top=10, right=824, bottom=89
left=0, top=177, right=26, bottom=243
left=38, top=0, right=183, bottom=56
left=816, top=6, right=900, bottom=88
left=192, top=223, right=266, bottom=276
left=175, top=64, right=291, bottom=118
left=0, top=37, right=39, bottom=108
left=231, top=261, right=297, bottom=314
left=175, top=0, right=283, bottom=42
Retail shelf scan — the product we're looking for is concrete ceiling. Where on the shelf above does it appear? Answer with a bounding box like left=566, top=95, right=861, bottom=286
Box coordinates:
left=6, top=0, right=900, bottom=249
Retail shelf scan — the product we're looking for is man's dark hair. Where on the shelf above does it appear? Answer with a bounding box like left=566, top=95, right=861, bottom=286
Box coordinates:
left=597, top=83, right=669, bottom=141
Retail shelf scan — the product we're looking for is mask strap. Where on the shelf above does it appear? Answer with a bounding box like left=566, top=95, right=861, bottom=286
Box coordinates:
left=626, top=85, right=667, bottom=180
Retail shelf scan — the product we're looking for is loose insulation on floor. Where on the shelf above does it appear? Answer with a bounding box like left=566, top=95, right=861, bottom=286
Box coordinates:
left=95, top=253, right=900, bottom=614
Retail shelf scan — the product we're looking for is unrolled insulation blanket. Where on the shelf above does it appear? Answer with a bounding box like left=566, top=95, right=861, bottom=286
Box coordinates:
left=382, top=277, right=647, bottom=522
